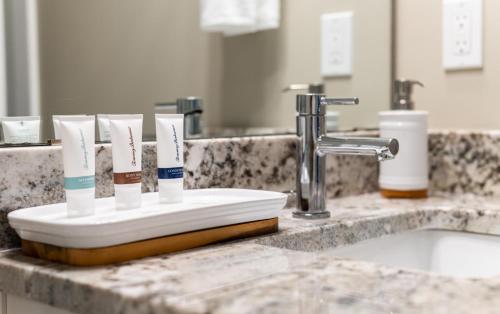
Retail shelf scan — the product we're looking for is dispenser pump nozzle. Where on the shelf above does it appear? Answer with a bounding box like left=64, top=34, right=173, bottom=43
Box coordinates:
left=392, top=79, right=424, bottom=110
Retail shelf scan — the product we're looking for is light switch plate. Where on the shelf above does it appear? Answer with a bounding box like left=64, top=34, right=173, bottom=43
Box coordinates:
left=321, top=12, right=353, bottom=77
left=443, top=0, right=483, bottom=70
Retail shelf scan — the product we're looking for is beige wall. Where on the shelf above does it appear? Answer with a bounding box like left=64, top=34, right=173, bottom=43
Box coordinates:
left=397, top=0, right=500, bottom=129
left=38, top=0, right=500, bottom=136
left=220, top=0, right=392, bottom=130
left=38, top=0, right=223, bottom=138
left=38, top=0, right=392, bottom=138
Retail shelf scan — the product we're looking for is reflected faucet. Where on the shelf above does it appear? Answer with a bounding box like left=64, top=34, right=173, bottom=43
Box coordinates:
left=284, top=83, right=325, bottom=94
left=294, top=94, right=399, bottom=219
left=155, top=97, right=203, bottom=138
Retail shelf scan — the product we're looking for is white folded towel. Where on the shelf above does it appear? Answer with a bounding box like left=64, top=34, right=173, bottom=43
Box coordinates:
left=200, top=0, right=280, bottom=36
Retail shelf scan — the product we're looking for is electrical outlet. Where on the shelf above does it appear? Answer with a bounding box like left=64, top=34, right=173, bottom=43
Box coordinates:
left=321, top=12, right=353, bottom=77
left=452, top=10, right=472, bottom=55
left=443, top=0, right=482, bottom=70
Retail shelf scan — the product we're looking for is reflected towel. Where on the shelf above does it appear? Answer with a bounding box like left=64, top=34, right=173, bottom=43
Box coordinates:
left=200, top=0, right=280, bottom=36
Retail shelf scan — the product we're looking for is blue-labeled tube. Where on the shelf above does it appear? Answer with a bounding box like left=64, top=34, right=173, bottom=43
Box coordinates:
left=155, top=114, right=183, bottom=204
left=59, top=116, right=96, bottom=217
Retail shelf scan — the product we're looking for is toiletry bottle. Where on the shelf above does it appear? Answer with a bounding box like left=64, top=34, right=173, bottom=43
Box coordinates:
left=379, top=79, right=428, bottom=198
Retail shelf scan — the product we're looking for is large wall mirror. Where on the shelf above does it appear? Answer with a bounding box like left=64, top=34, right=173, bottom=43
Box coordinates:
left=0, top=0, right=393, bottom=145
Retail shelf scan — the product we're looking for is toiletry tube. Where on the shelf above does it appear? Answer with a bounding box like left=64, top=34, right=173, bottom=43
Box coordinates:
left=53, top=115, right=87, bottom=140
left=155, top=114, right=184, bottom=203
left=97, top=114, right=112, bottom=142
left=59, top=116, right=96, bottom=217
left=1, top=116, right=40, bottom=144
left=109, top=114, right=143, bottom=210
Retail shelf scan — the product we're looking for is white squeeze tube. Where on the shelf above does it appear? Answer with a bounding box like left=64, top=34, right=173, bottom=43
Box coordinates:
left=53, top=115, right=87, bottom=140
left=1, top=116, right=40, bottom=144
left=155, top=114, right=184, bottom=203
left=97, top=114, right=112, bottom=142
left=59, top=116, right=96, bottom=217
left=109, top=114, right=143, bottom=210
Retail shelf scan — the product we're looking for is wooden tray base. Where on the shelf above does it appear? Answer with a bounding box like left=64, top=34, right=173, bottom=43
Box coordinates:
left=380, top=189, right=428, bottom=199
left=22, top=218, right=278, bottom=267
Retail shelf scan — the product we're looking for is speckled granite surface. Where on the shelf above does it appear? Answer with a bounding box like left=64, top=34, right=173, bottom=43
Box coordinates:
left=2, top=130, right=500, bottom=248
left=2, top=194, right=500, bottom=313
left=0, top=134, right=377, bottom=249
left=2, top=129, right=500, bottom=313
left=429, top=130, right=500, bottom=195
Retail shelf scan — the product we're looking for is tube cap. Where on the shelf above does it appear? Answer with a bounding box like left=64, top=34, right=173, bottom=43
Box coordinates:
left=114, top=183, right=142, bottom=210
left=159, top=179, right=183, bottom=204
left=65, top=188, right=95, bottom=217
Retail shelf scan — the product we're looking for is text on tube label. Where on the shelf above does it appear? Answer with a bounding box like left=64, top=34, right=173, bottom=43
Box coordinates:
left=158, top=167, right=184, bottom=179
left=64, top=175, right=95, bottom=190
left=114, top=171, right=142, bottom=184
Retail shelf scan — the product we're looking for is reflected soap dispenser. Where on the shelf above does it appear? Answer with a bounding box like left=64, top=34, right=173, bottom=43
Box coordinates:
left=379, top=79, right=428, bottom=198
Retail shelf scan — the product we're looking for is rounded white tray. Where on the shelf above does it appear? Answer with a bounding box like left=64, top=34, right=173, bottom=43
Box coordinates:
left=8, top=188, right=287, bottom=249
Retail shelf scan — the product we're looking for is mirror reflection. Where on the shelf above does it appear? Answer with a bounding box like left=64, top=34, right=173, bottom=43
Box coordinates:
left=0, top=0, right=393, bottom=146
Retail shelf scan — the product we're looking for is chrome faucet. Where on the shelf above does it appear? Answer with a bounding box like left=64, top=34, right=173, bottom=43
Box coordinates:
left=294, top=94, right=399, bottom=219
left=155, top=97, right=203, bottom=138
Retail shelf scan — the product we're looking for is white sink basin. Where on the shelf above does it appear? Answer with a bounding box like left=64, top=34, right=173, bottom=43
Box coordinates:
left=327, top=229, right=500, bottom=278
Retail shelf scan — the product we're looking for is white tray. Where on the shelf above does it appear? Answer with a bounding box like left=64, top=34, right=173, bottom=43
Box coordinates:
left=8, top=188, right=287, bottom=249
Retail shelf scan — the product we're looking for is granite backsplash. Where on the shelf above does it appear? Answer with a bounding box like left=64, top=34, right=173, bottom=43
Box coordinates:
left=0, top=130, right=499, bottom=249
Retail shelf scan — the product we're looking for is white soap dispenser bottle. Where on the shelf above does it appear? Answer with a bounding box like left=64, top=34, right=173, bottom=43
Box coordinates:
left=379, top=79, right=428, bottom=198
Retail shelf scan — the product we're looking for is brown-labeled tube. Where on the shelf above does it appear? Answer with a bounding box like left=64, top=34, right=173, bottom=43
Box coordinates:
left=109, top=114, right=143, bottom=210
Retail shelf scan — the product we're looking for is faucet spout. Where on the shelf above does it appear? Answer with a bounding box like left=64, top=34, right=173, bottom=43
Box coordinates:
left=292, top=93, right=400, bottom=219
left=317, top=136, right=399, bottom=161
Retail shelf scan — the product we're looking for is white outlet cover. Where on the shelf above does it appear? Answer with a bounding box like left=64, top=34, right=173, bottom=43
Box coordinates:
left=321, top=12, right=353, bottom=77
left=443, top=0, right=483, bottom=70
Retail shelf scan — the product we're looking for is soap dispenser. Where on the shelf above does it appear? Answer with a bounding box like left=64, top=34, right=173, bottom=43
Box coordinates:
left=283, top=83, right=339, bottom=132
left=379, top=79, right=428, bottom=198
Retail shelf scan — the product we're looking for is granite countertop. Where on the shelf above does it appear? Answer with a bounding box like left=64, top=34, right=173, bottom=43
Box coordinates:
left=3, top=129, right=500, bottom=249
left=2, top=193, right=500, bottom=314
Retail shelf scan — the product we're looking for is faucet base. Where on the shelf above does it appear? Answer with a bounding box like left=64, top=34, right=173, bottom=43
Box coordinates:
left=292, top=210, right=331, bottom=219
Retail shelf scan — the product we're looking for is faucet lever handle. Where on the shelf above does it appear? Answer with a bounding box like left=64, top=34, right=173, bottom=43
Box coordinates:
left=283, top=83, right=325, bottom=94
left=154, top=101, right=177, bottom=110
left=155, top=97, right=203, bottom=114
left=283, top=84, right=310, bottom=91
left=321, top=97, right=359, bottom=106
